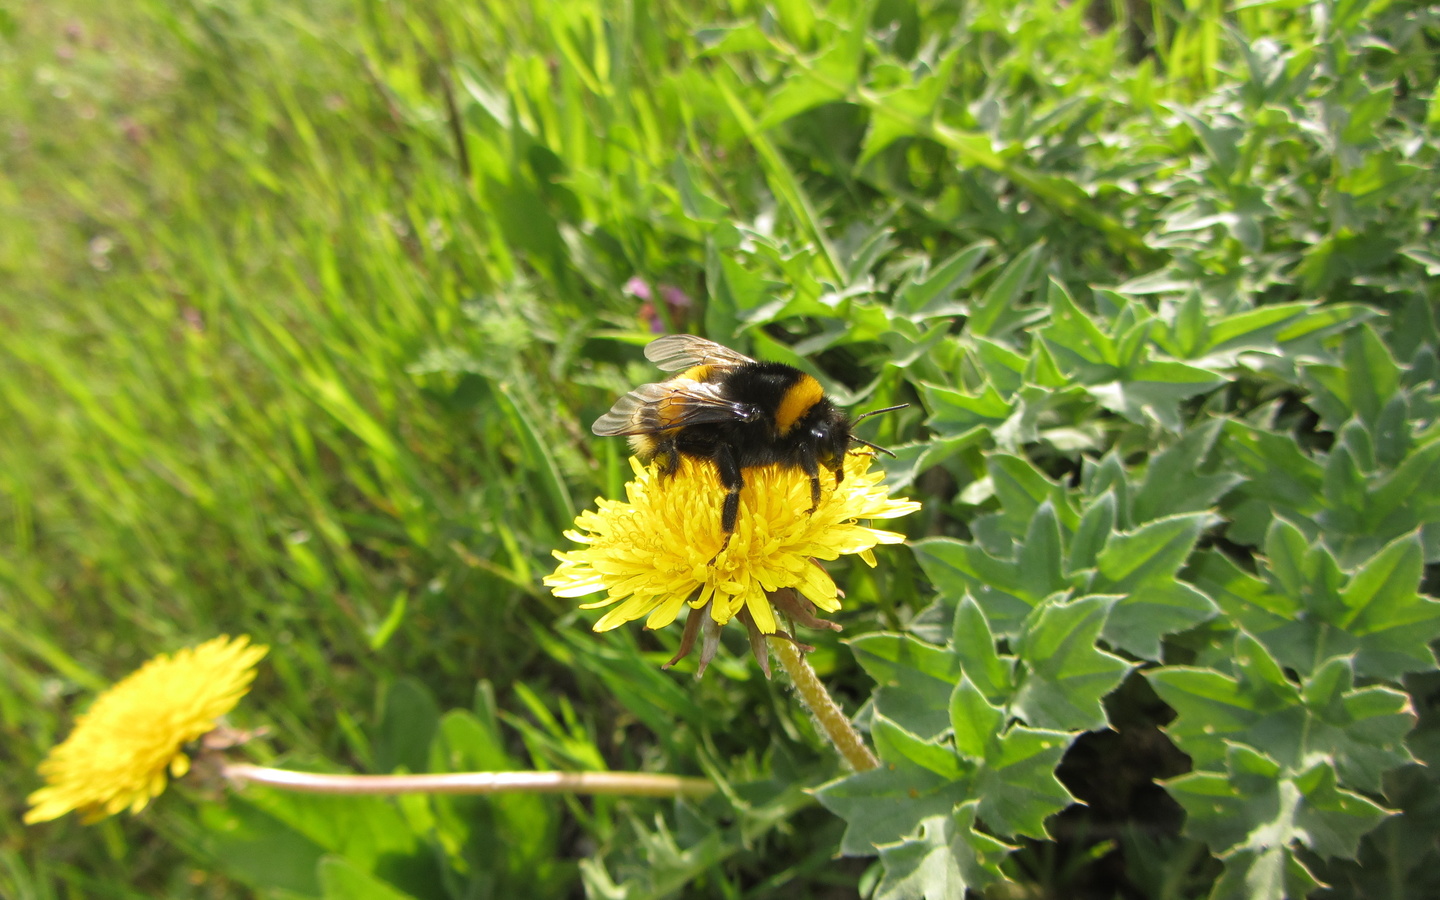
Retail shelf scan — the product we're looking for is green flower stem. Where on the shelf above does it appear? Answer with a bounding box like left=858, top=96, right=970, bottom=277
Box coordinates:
left=770, top=636, right=879, bottom=772
left=222, top=763, right=714, bottom=798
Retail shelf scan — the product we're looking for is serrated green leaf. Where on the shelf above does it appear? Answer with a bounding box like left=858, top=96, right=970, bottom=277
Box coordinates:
left=1193, top=549, right=1313, bottom=672
left=1042, top=282, right=1117, bottom=373
left=969, top=241, right=1047, bottom=338
left=1207, top=846, right=1319, bottom=900
left=873, top=804, right=1013, bottom=900
left=815, top=733, right=974, bottom=855
left=851, top=633, right=963, bottom=740
left=894, top=241, right=993, bottom=319
left=1103, top=580, right=1218, bottom=661
left=1164, top=770, right=1271, bottom=853
left=951, top=678, right=1004, bottom=762
left=1204, top=302, right=1311, bottom=356
left=1339, top=531, right=1440, bottom=678
left=873, top=714, right=969, bottom=781
left=1147, top=668, right=1261, bottom=770
left=1129, top=420, right=1242, bottom=524
left=1293, top=762, right=1392, bottom=860
left=1089, top=361, right=1227, bottom=431
left=1012, top=595, right=1131, bottom=732
left=1095, top=513, right=1212, bottom=590
left=921, top=381, right=1013, bottom=438
left=1302, top=325, right=1401, bottom=431
left=1322, top=441, right=1368, bottom=530
left=910, top=537, right=1033, bottom=636
left=1220, top=420, right=1325, bottom=515
left=1068, top=491, right=1116, bottom=573
left=974, top=726, right=1074, bottom=839
left=1092, top=513, right=1218, bottom=657
left=1017, top=502, right=1067, bottom=601
left=1264, top=517, right=1311, bottom=601
left=951, top=595, right=1013, bottom=704
left=859, top=51, right=959, bottom=165
left=1299, top=660, right=1415, bottom=793
left=988, top=452, right=1079, bottom=537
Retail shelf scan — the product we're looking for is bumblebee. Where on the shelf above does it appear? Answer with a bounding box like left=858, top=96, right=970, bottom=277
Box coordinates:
left=593, top=335, right=903, bottom=548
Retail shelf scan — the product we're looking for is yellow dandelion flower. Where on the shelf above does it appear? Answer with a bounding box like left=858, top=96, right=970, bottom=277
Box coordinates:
left=546, top=453, right=919, bottom=674
left=26, top=635, right=268, bottom=824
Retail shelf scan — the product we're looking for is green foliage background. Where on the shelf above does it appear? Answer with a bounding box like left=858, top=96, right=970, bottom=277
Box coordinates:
left=2, top=0, right=1438, bottom=897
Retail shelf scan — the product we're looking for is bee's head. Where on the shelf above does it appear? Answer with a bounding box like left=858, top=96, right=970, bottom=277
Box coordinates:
left=810, top=412, right=852, bottom=469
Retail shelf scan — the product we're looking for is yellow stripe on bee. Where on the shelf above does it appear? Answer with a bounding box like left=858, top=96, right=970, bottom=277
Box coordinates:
left=776, top=374, right=824, bottom=435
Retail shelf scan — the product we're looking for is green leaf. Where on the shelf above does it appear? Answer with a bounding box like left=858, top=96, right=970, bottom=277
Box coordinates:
left=1093, top=513, right=1219, bottom=658
left=1302, top=324, right=1401, bottom=431
left=1339, top=531, right=1440, bottom=678
left=1016, top=501, right=1068, bottom=602
left=1164, top=768, right=1272, bottom=854
left=1067, top=491, right=1116, bottom=573
left=233, top=786, right=440, bottom=897
left=374, top=677, right=440, bottom=774
left=910, top=537, right=1033, bottom=636
left=319, top=856, right=422, bottom=900
left=1300, top=657, right=1415, bottom=793
left=894, top=241, right=993, bottom=319
left=873, top=804, right=1013, bottom=900
left=757, top=38, right=861, bottom=129
left=1192, top=549, right=1315, bottom=675
left=950, top=595, right=1013, bottom=704
left=852, top=633, right=963, bottom=740
left=951, top=678, right=1004, bottom=762
left=1089, top=361, right=1227, bottom=432
left=1207, top=847, right=1320, bottom=900
left=1095, top=513, right=1213, bottom=590
left=859, top=51, right=959, bottom=165
left=1041, top=286, right=1118, bottom=375
left=874, top=713, right=969, bottom=781
left=1012, top=595, right=1131, bottom=732
left=1220, top=421, right=1325, bottom=521
left=202, top=798, right=325, bottom=895
left=921, top=381, right=1013, bottom=438
left=968, top=241, right=1047, bottom=339
left=1129, top=420, right=1242, bottom=524
left=1102, top=580, right=1218, bottom=663
left=974, top=726, right=1074, bottom=839
left=1292, top=762, right=1392, bottom=860
left=1148, top=667, right=1262, bottom=771
left=815, top=725, right=975, bottom=856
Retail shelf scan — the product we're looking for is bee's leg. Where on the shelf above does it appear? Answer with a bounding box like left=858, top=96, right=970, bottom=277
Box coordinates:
left=711, top=445, right=743, bottom=563
left=798, top=444, right=822, bottom=515
left=654, top=437, right=681, bottom=477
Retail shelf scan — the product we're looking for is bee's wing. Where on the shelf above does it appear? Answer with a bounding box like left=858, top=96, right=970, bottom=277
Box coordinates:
left=645, top=334, right=756, bottom=372
left=593, top=379, right=756, bottom=436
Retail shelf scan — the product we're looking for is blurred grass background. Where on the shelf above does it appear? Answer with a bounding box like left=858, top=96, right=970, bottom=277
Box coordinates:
left=2, top=0, right=1436, bottom=896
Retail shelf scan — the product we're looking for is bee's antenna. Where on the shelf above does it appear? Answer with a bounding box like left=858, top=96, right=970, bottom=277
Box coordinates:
left=849, top=403, right=906, bottom=458
left=852, top=403, right=908, bottom=426
left=851, top=437, right=898, bottom=458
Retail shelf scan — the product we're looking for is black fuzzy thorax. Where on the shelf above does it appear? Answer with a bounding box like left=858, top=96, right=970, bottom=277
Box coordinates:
left=669, top=362, right=851, bottom=469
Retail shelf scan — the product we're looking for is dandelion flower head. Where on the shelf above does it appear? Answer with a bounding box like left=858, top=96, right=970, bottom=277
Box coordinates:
left=26, top=635, right=267, bottom=824
left=546, top=453, right=919, bottom=672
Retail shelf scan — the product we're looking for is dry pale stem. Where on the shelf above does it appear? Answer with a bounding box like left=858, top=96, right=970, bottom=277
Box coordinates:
left=222, top=763, right=714, bottom=798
